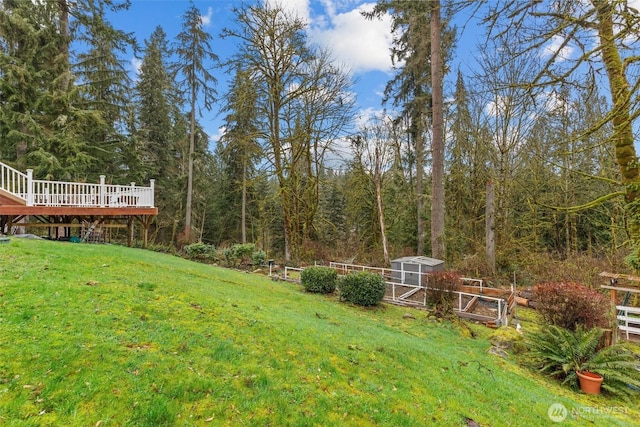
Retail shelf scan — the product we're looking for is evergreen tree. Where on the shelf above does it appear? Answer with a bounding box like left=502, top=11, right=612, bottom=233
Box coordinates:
left=365, top=0, right=456, bottom=257
left=71, top=0, right=135, bottom=180
left=0, top=0, right=90, bottom=178
left=172, top=2, right=219, bottom=243
left=0, top=0, right=55, bottom=163
left=446, top=71, right=490, bottom=257
left=217, top=65, right=261, bottom=244
left=134, top=26, right=185, bottom=243
left=135, top=26, right=176, bottom=180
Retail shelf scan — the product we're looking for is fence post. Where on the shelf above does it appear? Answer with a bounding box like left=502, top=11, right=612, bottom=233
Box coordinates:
left=99, top=175, right=106, bottom=207
left=26, top=169, right=34, bottom=206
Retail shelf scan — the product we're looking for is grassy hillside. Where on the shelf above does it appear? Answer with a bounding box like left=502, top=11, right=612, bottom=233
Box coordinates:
left=0, top=239, right=638, bottom=426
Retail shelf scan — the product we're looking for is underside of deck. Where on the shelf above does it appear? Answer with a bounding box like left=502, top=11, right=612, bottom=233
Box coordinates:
left=1, top=202, right=157, bottom=247
left=0, top=162, right=157, bottom=246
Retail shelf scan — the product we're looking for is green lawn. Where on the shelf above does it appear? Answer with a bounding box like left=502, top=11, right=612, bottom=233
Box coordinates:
left=0, top=238, right=638, bottom=426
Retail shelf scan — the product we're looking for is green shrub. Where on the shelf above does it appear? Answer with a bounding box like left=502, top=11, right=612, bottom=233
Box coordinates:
left=532, top=282, right=611, bottom=331
left=526, top=325, right=640, bottom=399
left=233, top=243, right=256, bottom=265
left=223, top=247, right=236, bottom=267
left=252, top=250, right=266, bottom=266
left=301, top=266, right=337, bottom=294
left=221, top=243, right=265, bottom=268
left=338, top=271, right=385, bottom=306
left=184, top=242, right=216, bottom=261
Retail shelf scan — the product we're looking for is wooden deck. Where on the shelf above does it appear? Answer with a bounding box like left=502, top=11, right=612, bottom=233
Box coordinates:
left=0, top=161, right=157, bottom=246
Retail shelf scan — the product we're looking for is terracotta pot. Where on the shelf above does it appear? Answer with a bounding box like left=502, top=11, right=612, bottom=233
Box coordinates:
left=576, top=370, right=603, bottom=395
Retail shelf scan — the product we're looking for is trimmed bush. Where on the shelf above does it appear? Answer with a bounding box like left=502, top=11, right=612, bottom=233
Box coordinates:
left=222, top=247, right=235, bottom=267
left=184, top=242, right=216, bottom=261
left=338, top=271, right=385, bottom=306
left=301, top=266, right=337, bottom=294
left=532, top=282, right=611, bottom=331
left=232, top=243, right=256, bottom=265
left=221, top=243, right=262, bottom=267
left=252, top=250, right=266, bottom=267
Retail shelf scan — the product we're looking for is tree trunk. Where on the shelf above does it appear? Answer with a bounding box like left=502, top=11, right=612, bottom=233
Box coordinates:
left=375, top=147, right=390, bottom=265
left=57, top=0, right=71, bottom=92
left=416, top=121, right=425, bottom=255
left=184, top=93, right=196, bottom=242
left=242, top=156, right=247, bottom=244
left=430, top=0, right=445, bottom=259
left=593, top=1, right=640, bottom=268
left=486, top=181, right=496, bottom=274
left=271, top=97, right=292, bottom=262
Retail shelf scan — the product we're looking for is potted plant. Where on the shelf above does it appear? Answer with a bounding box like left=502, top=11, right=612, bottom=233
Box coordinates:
left=526, top=325, right=640, bottom=398
left=576, top=370, right=603, bottom=395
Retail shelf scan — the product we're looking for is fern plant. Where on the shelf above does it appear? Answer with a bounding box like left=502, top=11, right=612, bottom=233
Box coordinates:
left=526, top=325, right=640, bottom=399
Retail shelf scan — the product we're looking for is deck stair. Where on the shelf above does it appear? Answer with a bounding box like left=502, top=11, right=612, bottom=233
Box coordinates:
left=0, top=162, right=28, bottom=204
left=81, top=220, right=103, bottom=243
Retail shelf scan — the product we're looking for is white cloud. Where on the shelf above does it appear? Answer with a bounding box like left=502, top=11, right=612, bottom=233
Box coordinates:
left=272, top=0, right=310, bottom=23
left=307, top=2, right=393, bottom=74
left=208, top=126, right=226, bottom=147
left=619, top=0, right=640, bottom=44
left=261, top=1, right=392, bottom=74
left=131, top=57, right=142, bottom=76
left=484, top=98, right=500, bottom=118
left=355, top=106, right=386, bottom=129
left=200, top=7, right=213, bottom=27
left=542, top=34, right=575, bottom=61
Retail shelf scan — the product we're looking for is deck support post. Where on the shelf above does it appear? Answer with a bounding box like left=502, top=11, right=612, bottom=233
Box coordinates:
left=127, top=216, right=133, bottom=247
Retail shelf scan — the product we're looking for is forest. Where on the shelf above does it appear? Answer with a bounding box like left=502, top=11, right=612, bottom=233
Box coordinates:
left=1, top=0, right=639, bottom=282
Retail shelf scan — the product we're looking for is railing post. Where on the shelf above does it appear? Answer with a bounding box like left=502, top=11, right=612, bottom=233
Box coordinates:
left=26, top=169, right=34, bottom=206
left=99, top=175, right=106, bottom=207
left=130, top=182, right=135, bottom=207
left=150, top=179, right=155, bottom=207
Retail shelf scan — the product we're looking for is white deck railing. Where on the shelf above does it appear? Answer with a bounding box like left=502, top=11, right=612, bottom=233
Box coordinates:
left=0, top=161, right=154, bottom=208
left=0, top=161, right=29, bottom=197
left=617, top=305, right=640, bottom=340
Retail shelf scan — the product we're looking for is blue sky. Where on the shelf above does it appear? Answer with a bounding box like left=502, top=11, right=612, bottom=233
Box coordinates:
left=105, top=0, right=640, bottom=154
left=107, top=0, right=484, bottom=146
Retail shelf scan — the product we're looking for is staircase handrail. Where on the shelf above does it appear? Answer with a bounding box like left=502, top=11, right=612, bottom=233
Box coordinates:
left=0, top=161, right=29, bottom=202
